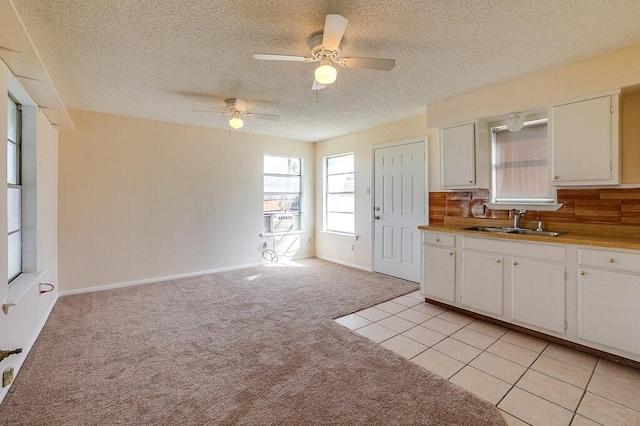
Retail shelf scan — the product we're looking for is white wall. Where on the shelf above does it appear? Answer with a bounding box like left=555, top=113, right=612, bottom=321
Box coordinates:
left=0, top=61, right=59, bottom=403
left=314, top=115, right=427, bottom=270
left=58, top=110, right=314, bottom=293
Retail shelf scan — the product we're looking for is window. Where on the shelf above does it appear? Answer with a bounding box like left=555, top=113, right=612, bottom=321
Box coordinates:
left=263, top=155, right=302, bottom=233
left=324, top=153, right=354, bottom=234
left=492, top=119, right=554, bottom=204
left=7, top=96, right=22, bottom=283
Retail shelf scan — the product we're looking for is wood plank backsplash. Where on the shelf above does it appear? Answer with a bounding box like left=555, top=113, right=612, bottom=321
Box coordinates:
left=429, top=188, right=640, bottom=226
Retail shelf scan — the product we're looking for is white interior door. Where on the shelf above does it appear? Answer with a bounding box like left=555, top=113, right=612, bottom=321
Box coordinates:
left=373, top=141, right=426, bottom=282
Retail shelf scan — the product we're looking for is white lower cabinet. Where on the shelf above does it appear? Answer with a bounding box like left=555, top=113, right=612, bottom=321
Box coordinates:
left=511, top=259, right=566, bottom=334
left=420, top=230, right=640, bottom=362
left=461, top=251, right=504, bottom=316
left=422, top=245, right=456, bottom=302
left=421, top=232, right=456, bottom=302
left=578, top=248, right=640, bottom=356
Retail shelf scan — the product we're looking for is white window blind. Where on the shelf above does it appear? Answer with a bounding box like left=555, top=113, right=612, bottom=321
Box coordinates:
left=493, top=122, right=553, bottom=203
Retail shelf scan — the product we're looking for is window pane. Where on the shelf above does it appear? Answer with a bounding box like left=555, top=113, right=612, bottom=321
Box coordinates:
left=7, top=188, right=21, bottom=234
left=263, top=194, right=300, bottom=213
left=7, top=142, right=18, bottom=184
left=8, top=231, right=21, bottom=281
left=327, top=212, right=354, bottom=234
left=264, top=155, right=300, bottom=175
left=7, top=97, right=17, bottom=142
left=264, top=175, right=300, bottom=193
left=327, top=193, right=354, bottom=213
left=327, top=173, right=354, bottom=193
left=494, top=124, right=551, bottom=200
left=327, top=154, right=354, bottom=175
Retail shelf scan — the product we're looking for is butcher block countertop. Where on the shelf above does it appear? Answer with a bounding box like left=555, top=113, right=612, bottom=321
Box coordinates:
left=419, top=217, right=640, bottom=251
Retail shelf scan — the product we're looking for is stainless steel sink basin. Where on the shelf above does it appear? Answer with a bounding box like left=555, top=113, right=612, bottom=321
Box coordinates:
left=464, top=226, right=565, bottom=237
left=464, top=226, right=512, bottom=233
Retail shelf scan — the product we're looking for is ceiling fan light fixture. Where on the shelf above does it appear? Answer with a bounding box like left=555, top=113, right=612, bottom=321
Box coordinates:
left=315, top=60, right=337, bottom=85
left=507, top=113, right=524, bottom=132
left=228, top=113, right=244, bottom=130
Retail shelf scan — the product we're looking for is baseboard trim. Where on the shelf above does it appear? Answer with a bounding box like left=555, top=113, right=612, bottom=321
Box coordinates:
left=0, top=293, right=59, bottom=405
left=59, top=262, right=263, bottom=296
left=315, top=255, right=372, bottom=272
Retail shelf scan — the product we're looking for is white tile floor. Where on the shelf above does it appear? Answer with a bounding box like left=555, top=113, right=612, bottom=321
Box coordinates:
left=335, top=291, right=640, bottom=426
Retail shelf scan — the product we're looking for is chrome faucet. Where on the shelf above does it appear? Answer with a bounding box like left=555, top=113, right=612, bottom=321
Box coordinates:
left=512, top=209, right=526, bottom=229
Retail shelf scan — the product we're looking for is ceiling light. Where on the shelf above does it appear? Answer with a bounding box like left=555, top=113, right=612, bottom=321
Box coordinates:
left=228, top=112, right=243, bottom=130
left=315, top=59, right=337, bottom=85
left=507, top=113, right=523, bottom=132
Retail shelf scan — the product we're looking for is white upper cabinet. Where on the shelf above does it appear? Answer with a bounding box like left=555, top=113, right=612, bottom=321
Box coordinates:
left=440, top=122, right=489, bottom=189
left=550, top=92, right=621, bottom=185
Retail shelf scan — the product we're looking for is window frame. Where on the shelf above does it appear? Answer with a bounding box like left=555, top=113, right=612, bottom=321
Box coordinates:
left=7, top=94, right=22, bottom=283
left=490, top=118, right=556, bottom=205
left=324, top=152, right=355, bottom=235
left=263, top=154, right=303, bottom=234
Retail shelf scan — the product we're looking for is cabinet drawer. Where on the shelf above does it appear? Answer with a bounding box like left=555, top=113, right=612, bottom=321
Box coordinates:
left=423, top=232, right=455, bottom=248
left=579, top=249, right=640, bottom=274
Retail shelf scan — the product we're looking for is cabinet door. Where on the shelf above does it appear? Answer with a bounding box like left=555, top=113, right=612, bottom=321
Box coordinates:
left=578, top=268, right=640, bottom=355
left=461, top=251, right=503, bottom=316
left=551, top=95, right=614, bottom=184
left=511, top=259, right=566, bottom=334
left=441, top=123, right=475, bottom=188
left=422, top=245, right=455, bottom=302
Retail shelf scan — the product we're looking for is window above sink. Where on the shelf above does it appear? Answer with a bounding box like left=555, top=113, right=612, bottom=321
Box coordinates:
left=486, top=114, right=563, bottom=212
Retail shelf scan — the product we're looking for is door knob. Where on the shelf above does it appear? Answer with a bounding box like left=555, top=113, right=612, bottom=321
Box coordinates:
left=374, top=215, right=380, bottom=220
left=375, top=207, right=380, bottom=211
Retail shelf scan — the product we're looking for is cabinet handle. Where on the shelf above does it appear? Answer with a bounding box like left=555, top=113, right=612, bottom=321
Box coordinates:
left=554, top=175, right=559, bottom=179
left=580, top=270, right=586, bottom=275
left=469, top=180, right=473, bottom=184
left=449, top=252, right=454, bottom=256
left=513, top=261, right=518, bottom=266
left=609, top=258, right=616, bottom=263
left=496, top=259, right=501, bottom=263
left=436, top=238, right=440, bottom=242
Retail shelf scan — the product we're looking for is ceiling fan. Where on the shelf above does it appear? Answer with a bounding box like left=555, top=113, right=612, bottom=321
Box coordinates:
left=254, top=14, right=395, bottom=90
left=192, top=98, right=279, bottom=130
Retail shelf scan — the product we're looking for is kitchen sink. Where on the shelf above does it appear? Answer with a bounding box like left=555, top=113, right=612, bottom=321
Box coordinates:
left=464, top=226, right=565, bottom=237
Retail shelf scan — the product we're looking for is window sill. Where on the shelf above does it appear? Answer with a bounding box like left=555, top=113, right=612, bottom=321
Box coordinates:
left=484, top=202, right=564, bottom=212
left=5, top=270, right=45, bottom=312
left=260, top=230, right=305, bottom=237
left=320, top=230, right=357, bottom=239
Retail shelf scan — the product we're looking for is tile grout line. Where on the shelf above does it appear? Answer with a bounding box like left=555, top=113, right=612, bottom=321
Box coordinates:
left=494, top=341, right=549, bottom=408
left=568, top=358, right=595, bottom=426
left=578, top=360, right=640, bottom=418
left=347, top=301, right=639, bottom=425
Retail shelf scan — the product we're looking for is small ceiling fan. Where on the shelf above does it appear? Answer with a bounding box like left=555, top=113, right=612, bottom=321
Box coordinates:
left=254, top=14, right=395, bottom=90
left=192, top=98, right=279, bottom=129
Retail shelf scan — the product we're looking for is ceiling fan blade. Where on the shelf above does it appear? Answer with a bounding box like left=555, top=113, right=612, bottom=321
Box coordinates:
left=0, top=46, right=21, bottom=54
left=340, top=57, right=395, bottom=71
left=191, top=110, right=229, bottom=115
left=246, top=113, right=280, bottom=121
left=322, top=14, right=348, bottom=51
left=312, top=80, right=326, bottom=91
left=253, top=54, right=313, bottom=62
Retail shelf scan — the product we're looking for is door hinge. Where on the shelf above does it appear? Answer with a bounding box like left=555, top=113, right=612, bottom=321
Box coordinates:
left=564, top=272, right=568, bottom=280
left=564, top=321, right=568, bottom=330
left=610, top=161, right=613, bottom=170
left=610, top=105, right=614, bottom=114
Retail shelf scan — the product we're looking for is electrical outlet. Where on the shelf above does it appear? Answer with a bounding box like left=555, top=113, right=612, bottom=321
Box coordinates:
left=350, top=244, right=354, bottom=251
left=3, top=367, right=14, bottom=387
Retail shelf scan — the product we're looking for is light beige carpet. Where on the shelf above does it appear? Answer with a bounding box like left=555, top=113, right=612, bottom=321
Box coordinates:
left=1, top=258, right=505, bottom=425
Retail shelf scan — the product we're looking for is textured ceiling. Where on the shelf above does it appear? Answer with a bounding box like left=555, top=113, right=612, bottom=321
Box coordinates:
left=10, top=0, right=640, bottom=142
